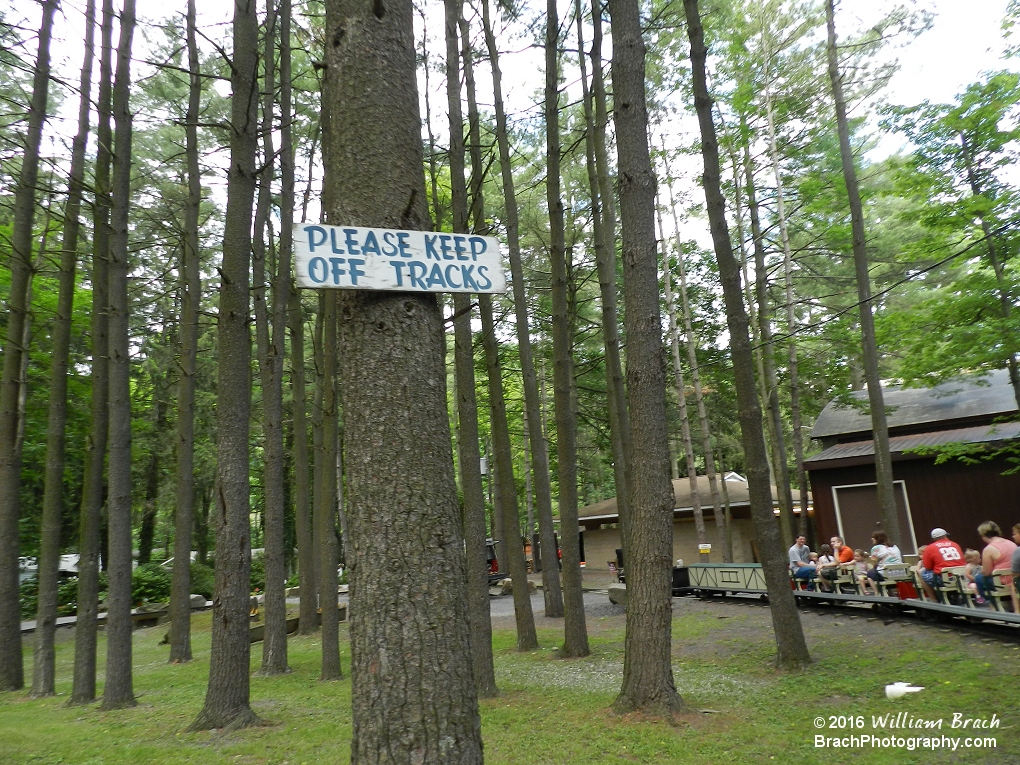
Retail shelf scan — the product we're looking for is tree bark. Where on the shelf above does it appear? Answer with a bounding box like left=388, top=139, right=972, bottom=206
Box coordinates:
left=825, top=0, right=901, bottom=546
left=71, top=0, right=115, bottom=704
left=684, top=0, right=811, bottom=669
left=445, top=0, right=498, bottom=698
left=32, top=0, right=95, bottom=697
left=252, top=0, right=289, bottom=677
left=608, top=0, right=685, bottom=715
left=480, top=0, right=563, bottom=616
left=546, top=0, right=588, bottom=658
left=188, top=0, right=261, bottom=730
left=102, top=0, right=138, bottom=710
left=323, top=0, right=483, bottom=758
left=480, top=295, right=539, bottom=651
left=0, top=0, right=57, bottom=693
left=169, top=0, right=202, bottom=665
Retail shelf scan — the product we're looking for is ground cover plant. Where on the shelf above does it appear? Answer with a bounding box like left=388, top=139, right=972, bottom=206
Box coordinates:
left=1, top=598, right=1017, bottom=764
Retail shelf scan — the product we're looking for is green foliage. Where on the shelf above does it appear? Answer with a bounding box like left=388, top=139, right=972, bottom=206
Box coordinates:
left=19, top=576, right=85, bottom=619
left=131, top=563, right=172, bottom=605
left=250, top=554, right=266, bottom=593
left=189, top=562, right=215, bottom=600
left=18, top=578, right=37, bottom=620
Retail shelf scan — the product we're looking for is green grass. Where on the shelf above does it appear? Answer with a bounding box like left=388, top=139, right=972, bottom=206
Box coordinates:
left=1, top=609, right=1017, bottom=764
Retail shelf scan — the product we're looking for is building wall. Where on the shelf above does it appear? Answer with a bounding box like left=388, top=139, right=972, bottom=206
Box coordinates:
left=809, top=455, right=1020, bottom=555
left=582, top=514, right=758, bottom=573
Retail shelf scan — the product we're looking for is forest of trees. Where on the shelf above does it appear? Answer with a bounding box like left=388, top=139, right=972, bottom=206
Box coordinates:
left=1, top=0, right=1019, bottom=756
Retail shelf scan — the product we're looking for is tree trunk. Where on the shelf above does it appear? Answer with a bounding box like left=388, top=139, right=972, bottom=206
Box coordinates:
left=684, top=0, right=811, bottom=669
left=741, top=134, right=794, bottom=547
left=445, top=0, right=498, bottom=698
left=315, top=293, right=341, bottom=681
left=480, top=296, right=540, bottom=651
left=252, top=0, right=289, bottom=677
left=32, top=0, right=95, bottom=698
left=546, top=0, right=588, bottom=658
left=762, top=87, right=810, bottom=535
left=102, top=0, right=138, bottom=711
left=578, top=0, right=631, bottom=546
left=188, top=0, right=260, bottom=729
left=658, top=207, right=706, bottom=547
left=71, top=0, right=115, bottom=703
left=323, top=0, right=483, bottom=759
left=825, top=0, right=901, bottom=546
left=169, top=0, right=202, bottom=665
left=608, top=0, right=685, bottom=715
left=660, top=153, right=729, bottom=560
left=0, top=0, right=56, bottom=693
left=480, top=0, right=563, bottom=616
left=138, top=393, right=167, bottom=567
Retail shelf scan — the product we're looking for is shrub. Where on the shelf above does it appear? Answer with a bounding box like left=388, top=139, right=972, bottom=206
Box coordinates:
left=19, top=576, right=87, bottom=618
left=131, top=562, right=172, bottom=605
left=19, top=578, right=37, bottom=620
left=189, top=562, right=215, bottom=599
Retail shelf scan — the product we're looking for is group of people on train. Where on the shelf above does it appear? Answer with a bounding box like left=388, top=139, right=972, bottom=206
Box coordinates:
left=786, top=521, right=1020, bottom=611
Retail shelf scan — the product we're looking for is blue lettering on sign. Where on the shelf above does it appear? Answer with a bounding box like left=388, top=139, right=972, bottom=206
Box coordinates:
left=305, top=225, right=327, bottom=253
left=330, top=257, right=346, bottom=284
left=390, top=261, right=407, bottom=286
left=344, top=228, right=361, bottom=255
left=348, top=259, right=366, bottom=285
left=439, top=234, right=453, bottom=260
left=445, top=264, right=462, bottom=289
left=397, top=232, right=412, bottom=257
left=427, top=263, right=447, bottom=289
left=308, top=257, right=328, bottom=283
left=454, top=236, right=468, bottom=261
left=460, top=265, right=478, bottom=291
left=362, top=231, right=380, bottom=257
left=469, top=237, right=487, bottom=260
left=476, top=265, right=492, bottom=290
left=409, top=262, right=428, bottom=289
left=382, top=231, right=398, bottom=256
left=424, top=234, right=440, bottom=260
left=329, top=228, right=345, bottom=254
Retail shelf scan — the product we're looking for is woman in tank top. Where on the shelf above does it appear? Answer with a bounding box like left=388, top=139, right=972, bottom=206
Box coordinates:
left=974, top=521, right=1018, bottom=606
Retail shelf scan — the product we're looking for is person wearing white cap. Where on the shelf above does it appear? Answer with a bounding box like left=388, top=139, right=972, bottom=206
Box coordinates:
left=919, top=527, right=964, bottom=601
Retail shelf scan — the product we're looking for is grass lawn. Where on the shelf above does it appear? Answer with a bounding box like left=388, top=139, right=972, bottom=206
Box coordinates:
left=1, top=598, right=1017, bottom=764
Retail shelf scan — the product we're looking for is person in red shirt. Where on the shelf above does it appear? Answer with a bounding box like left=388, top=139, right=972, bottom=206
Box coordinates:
left=920, top=527, right=964, bottom=600
left=818, top=535, right=855, bottom=587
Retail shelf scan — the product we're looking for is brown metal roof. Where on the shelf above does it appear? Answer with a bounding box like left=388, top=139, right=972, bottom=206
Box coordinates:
left=804, top=421, right=1020, bottom=467
left=810, top=370, right=1017, bottom=440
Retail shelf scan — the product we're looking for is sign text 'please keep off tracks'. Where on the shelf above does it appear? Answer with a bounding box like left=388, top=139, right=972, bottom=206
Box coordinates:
left=294, top=224, right=506, bottom=294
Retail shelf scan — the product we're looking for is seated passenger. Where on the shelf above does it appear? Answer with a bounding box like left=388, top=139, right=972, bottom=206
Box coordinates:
left=867, top=530, right=902, bottom=591
left=1012, top=524, right=1020, bottom=613
left=816, top=545, right=835, bottom=591
left=788, top=535, right=816, bottom=588
left=853, top=549, right=873, bottom=595
left=919, top=527, right=964, bottom=600
left=962, top=549, right=982, bottom=603
left=975, top=521, right=1018, bottom=606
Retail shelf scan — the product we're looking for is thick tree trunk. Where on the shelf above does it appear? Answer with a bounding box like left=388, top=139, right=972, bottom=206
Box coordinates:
left=0, top=0, right=56, bottom=693
left=169, top=0, right=202, bottom=665
left=825, top=0, right=901, bottom=546
left=32, top=0, right=95, bottom=698
left=102, top=0, right=138, bottom=711
left=684, top=0, right=811, bottom=669
left=546, top=0, right=588, bottom=658
left=608, top=0, right=685, bottom=715
left=445, top=0, right=498, bottom=698
left=188, top=0, right=260, bottom=730
left=480, top=296, right=540, bottom=651
left=480, top=0, right=563, bottom=616
left=71, top=0, right=115, bottom=704
left=323, top=0, right=483, bottom=759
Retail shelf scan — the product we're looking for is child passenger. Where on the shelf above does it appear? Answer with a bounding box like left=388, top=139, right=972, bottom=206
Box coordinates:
left=853, top=549, right=873, bottom=595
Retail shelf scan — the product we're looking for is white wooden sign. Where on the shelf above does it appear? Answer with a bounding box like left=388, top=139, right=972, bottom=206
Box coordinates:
left=294, top=224, right=506, bottom=294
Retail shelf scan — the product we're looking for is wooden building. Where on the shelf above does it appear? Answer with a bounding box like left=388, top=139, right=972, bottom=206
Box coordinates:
left=805, top=370, right=1020, bottom=555
left=577, top=474, right=800, bottom=569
